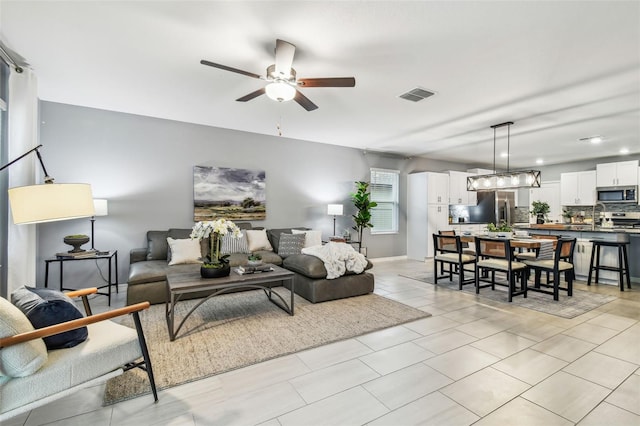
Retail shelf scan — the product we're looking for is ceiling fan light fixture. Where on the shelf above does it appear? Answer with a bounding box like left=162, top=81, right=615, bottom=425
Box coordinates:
left=265, top=82, right=296, bottom=102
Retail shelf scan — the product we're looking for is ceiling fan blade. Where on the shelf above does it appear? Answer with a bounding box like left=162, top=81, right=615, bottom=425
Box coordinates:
left=236, top=88, right=266, bottom=102
left=294, top=90, right=318, bottom=111
left=297, top=77, right=356, bottom=87
left=274, top=39, right=296, bottom=79
left=200, top=59, right=263, bottom=80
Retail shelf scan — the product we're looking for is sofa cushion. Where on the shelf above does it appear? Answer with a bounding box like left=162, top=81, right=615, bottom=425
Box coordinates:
left=167, top=238, right=203, bottom=265
left=253, top=250, right=283, bottom=266
left=277, top=233, right=305, bottom=258
left=128, top=260, right=170, bottom=285
left=146, top=231, right=169, bottom=261
left=0, top=297, right=48, bottom=378
left=245, top=230, right=274, bottom=252
left=282, top=254, right=328, bottom=279
left=11, top=287, right=88, bottom=350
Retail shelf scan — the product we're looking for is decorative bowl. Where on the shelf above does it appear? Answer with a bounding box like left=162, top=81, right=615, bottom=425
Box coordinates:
left=63, top=235, right=90, bottom=253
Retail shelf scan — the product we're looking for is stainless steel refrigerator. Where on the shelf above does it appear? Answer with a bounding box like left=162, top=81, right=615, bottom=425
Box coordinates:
left=471, top=191, right=517, bottom=225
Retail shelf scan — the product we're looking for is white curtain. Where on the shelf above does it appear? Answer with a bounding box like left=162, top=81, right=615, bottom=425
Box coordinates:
left=7, top=68, right=38, bottom=296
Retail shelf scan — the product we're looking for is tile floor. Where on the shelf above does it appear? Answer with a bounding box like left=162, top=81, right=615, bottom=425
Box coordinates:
left=6, top=259, right=640, bottom=426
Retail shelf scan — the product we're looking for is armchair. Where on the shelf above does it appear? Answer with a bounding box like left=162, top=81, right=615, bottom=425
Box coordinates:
left=0, top=288, right=157, bottom=421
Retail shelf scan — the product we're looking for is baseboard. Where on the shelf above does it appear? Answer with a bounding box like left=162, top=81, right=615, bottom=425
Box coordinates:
left=369, top=255, right=407, bottom=263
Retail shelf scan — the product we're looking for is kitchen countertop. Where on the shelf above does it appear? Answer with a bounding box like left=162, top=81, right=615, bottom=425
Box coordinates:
left=515, top=224, right=640, bottom=234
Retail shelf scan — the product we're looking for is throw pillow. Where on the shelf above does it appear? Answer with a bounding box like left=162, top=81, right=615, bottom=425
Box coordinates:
left=0, top=297, right=48, bottom=377
left=220, top=233, right=250, bottom=254
left=277, top=233, right=305, bottom=258
left=291, top=229, right=323, bottom=248
left=167, top=238, right=203, bottom=265
left=11, top=286, right=88, bottom=350
left=245, top=229, right=274, bottom=252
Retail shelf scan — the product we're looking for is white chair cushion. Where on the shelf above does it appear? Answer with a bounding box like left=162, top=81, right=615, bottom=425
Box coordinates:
left=0, top=320, right=141, bottom=415
left=477, top=259, right=527, bottom=271
left=0, top=297, right=47, bottom=378
left=435, top=253, right=476, bottom=263
left=522, top=259, right=574, bottom=271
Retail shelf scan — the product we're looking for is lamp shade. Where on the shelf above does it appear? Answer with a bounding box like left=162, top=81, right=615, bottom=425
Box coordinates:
left=93, top=199, right=109, bottom=216
left=8, top=183, right=95, bottom=224
left=327, top=204, right=344, bottom=215
left=265, top=82, right=296, bottom=102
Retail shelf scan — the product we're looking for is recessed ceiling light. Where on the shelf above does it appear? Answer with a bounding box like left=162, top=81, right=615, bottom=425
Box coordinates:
left=500, top=152, right=509, bottom=158
left=579, top=135, right=603, bottom=144
left=536, top=158, right=544, bottom=165
left=620, top=147, right=629, bottom=154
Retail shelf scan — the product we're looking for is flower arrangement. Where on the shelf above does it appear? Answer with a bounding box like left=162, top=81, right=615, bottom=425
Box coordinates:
left=190, top=219, right=242, bottom=268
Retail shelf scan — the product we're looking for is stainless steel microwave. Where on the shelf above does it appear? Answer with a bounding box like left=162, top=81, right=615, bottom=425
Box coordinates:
left=596, top=186, right=638, bottom=203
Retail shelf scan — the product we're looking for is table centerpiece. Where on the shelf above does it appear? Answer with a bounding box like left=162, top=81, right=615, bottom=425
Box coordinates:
left=191, top=218, right=242, bottom=278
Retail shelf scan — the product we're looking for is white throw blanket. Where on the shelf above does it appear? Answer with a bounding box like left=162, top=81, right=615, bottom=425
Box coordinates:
left=302, top=242, right=368, bottom=279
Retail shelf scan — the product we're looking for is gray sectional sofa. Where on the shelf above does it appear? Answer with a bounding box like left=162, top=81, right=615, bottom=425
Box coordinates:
left=127, top=224, right=374, bottom=305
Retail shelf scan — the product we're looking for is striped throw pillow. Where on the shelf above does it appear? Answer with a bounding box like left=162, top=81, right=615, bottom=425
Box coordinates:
left=220, top=233, right=250, bottom=254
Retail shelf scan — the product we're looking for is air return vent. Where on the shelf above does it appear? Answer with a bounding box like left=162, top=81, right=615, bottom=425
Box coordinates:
left=399, top=87, right=435, bottom=102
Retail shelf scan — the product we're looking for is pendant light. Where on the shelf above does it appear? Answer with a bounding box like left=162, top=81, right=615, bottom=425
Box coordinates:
left=467, top=121, right=541, bottom=191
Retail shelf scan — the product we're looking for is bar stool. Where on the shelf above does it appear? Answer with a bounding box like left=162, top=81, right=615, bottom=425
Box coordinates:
left=587, top=239, right=631, bottom=291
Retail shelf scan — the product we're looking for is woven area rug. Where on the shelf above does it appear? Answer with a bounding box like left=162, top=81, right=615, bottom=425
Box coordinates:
left=103, top=288, right=430, bottom=405
left=400, top=272, right=616, bottom=319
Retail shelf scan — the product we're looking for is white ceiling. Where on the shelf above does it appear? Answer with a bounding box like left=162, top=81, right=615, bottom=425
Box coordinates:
left=1, top=1, right=639, bottom=168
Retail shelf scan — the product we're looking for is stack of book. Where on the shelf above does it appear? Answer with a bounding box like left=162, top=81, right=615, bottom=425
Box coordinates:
left=56, top=250, right=98, bottom=259
left=235, top=265, right=273, bottom=275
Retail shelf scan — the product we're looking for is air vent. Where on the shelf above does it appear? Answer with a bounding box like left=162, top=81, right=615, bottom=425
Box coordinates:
left=399, top=87, right=435, bottom=102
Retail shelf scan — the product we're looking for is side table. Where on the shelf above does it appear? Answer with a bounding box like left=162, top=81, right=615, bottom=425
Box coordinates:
left=44, top=251, right=118, bottom=305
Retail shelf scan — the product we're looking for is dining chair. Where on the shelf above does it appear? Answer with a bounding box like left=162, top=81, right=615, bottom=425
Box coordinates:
left=521, top=237, right=576, bottom=301
left=432, top=234, right=476, bottom=290
left=474, top=237, right=528, bottom=302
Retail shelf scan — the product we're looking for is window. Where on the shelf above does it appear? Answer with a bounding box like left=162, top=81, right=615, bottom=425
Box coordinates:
left=370, top=168, right=399, bottom=234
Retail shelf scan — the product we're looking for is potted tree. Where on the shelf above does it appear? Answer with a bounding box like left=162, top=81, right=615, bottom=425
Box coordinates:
left=350, top=181, right=377, bottom=254
left=530, top=200, right=551, bottom=224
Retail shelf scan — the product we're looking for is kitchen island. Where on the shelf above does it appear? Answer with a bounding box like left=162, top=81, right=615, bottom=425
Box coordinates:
left=513, top=224, right=639, bottom=284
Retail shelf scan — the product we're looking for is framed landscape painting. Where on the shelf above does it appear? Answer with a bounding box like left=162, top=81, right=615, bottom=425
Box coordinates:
left=193, top=166, right=266, bottom=221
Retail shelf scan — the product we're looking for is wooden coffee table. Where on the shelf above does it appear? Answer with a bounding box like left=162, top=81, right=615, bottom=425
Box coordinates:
left=165, top=264, right=295, bottom=341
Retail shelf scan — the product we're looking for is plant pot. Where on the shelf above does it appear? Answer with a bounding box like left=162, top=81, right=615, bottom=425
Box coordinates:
left=536, top=214, right=545, bottom=224
left=247, top=260, right=263, bottom=267
left=200, top=263, right=231, bottom=279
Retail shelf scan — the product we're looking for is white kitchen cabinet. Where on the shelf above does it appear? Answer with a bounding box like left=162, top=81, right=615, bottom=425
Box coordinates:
left=427, top=172, right=449, bottom=204
left=573, top=239, right=593, bottom=278
left=529, top=181, right=561, bottom=223
left=596, top=160, right=639, bottom=187
left=560, top=170, right=596, bottom=206
left=407, top=172, right=450, bottom=260
left=448, top=171, right=477, bottom=205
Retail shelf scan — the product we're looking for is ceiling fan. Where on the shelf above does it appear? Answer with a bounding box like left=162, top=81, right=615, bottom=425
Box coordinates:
left=200, top=39, right=355, bottom=111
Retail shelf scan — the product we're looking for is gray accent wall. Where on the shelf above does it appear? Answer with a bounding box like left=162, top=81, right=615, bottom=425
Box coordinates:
left=34, top=101, right=468, bottom=287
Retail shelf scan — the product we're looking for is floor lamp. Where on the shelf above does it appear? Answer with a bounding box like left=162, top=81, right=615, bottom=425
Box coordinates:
left=327, top=204, right=343, bottom=237
left=1, top=145, right=95, bottom=224
left=91, top=199, right=109, bottom=252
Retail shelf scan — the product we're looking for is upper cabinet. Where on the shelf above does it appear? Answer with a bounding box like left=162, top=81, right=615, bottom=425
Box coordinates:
left=596, top=160, right=639, bottom=187
left=448, top=171, right=477, bottom=205
left=560, top=171, right=596, bottom=206
left=427, top=172, right=449, bottom=204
